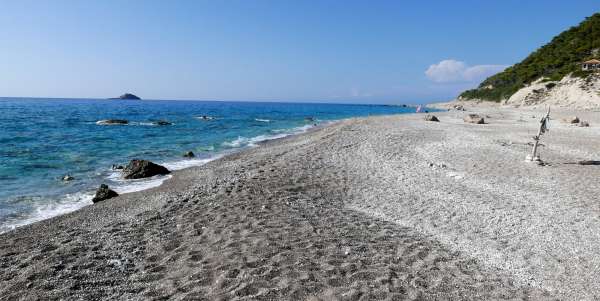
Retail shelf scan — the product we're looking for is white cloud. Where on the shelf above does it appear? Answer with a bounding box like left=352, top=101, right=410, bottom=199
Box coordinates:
left=425, top=59, right=507, bottom=83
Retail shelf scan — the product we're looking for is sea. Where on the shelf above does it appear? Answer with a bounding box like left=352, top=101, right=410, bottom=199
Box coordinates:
left=0, top=98, right=426, bottom=232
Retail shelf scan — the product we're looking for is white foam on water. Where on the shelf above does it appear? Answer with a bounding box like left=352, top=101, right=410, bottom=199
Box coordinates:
left=255, top=118, right=271, bottom=122
left=222, top=123, right=317, bottom=148
left=111, top=175, right=173, bottom=194
left=1, top=192, right=94, bottom=233
left=162, top=156, right=223, bottom=171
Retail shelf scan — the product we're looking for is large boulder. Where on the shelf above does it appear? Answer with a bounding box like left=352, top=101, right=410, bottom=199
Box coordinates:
left=122, top=159, right=170, bottom=179
left=92, top=184, right=118, bottom=203
left=96, top=119, right=129, bottom=125
left=463, top=114, right=485, bottom=124
left=424, top=115, right=439, bottom=122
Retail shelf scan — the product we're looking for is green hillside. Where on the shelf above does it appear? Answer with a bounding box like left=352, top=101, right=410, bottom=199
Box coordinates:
left=460, top=13, right=600, bottom=102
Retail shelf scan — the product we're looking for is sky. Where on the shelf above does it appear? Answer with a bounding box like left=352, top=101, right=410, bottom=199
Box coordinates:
left=1, top=1, right=599, bottom=104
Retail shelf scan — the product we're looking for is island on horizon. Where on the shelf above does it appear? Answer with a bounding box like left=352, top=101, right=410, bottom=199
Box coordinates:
left=109, top=93, right=141, bottom=100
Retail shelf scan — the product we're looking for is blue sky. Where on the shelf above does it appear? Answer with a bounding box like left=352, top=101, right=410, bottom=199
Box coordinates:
left=1, top=1, right=598, bottom=104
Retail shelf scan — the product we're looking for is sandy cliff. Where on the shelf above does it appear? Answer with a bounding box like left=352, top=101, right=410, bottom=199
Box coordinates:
left=505, top=73, right=600, bottom=109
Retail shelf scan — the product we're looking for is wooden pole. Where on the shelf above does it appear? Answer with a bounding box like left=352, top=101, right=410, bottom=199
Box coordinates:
left=527, top=107, right=550, bottom=162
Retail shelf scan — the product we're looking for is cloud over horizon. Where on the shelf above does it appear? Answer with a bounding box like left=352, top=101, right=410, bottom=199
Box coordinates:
left=425, top=59, right=507, bottom=83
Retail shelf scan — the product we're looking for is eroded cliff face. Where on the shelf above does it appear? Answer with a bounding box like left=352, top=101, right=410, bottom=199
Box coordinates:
left=505, top=73, right=600, bottom=109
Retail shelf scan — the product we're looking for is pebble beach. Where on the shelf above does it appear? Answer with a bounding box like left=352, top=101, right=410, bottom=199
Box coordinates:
left=3, top=106, right=600, bottom=300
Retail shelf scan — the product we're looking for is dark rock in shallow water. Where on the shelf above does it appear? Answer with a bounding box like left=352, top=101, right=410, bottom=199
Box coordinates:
left=122, top=159, right=170, bottom=179
left=96, top=119, right=129, bottom=125
left=112, top=164, right=124, bottom=170
left=196, top=115, right=214, bottom=121
left=183, top=151, right=195, bottom=158
left=92, top=184, right=118, bottom=203
left=62, top=175, right=74, bottom=181
left=153, top=120, right=172, bottom=126
left=424, top=115, right=439, bottom=122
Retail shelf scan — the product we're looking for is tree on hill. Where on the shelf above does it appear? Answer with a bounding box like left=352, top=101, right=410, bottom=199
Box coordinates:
left=460, top=13, right=600, bottom=102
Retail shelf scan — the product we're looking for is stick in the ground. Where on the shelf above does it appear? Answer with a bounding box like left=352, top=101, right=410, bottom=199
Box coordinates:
left=527, top=107, right=551, bottom=162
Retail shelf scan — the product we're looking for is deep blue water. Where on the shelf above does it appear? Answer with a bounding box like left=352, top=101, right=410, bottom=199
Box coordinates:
left=0, top=98, right=423, bottom=232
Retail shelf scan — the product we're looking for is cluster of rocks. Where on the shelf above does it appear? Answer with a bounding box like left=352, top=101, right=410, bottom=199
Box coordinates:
left=563, top=116, right=590, bottom=127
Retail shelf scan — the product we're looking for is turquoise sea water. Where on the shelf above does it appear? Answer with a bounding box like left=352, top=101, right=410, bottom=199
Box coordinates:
left=0, top=98, right=424, bottom=232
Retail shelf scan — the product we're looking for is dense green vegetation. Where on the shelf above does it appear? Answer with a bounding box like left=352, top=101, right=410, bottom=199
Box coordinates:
left=460, top=13, right=600, bottom=102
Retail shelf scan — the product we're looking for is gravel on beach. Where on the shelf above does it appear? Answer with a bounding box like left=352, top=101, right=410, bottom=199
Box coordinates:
left=3, top=106, right=600, bottom=300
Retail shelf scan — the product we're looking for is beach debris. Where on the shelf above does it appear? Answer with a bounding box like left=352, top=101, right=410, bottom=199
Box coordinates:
left=62, top=175, right=74, bottom=181
left=463, top=114, right=485, bottom=124
left=183, top=151, right=195, bottom=158
left=424, top=114, right=439, bottom=122
left=526, top=107, right=550, bottom=163
left=563, top=116, right=579, bottom=124
left=96, top=119, right=129, bottom=125
left=92, top=184, right=118, bottom=203
left=152, top=120, right=172, bottom=126
left=122, top=159, right=171, bottom=179
left=578, top=121, right=590, bottom=127
left=577, top=160, right=600, bottom=165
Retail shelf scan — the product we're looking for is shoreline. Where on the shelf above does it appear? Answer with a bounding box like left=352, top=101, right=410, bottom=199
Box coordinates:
left=0, top=120, right=334, bottom=234
left=5, top=107, right=600, bottom=299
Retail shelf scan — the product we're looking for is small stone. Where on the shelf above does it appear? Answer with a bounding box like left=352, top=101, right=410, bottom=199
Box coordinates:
left=563, top=116, right=580, bottom=124
left=183, top=151, right=195, bottom=158
left=463, top=114, right=485, bottom=124
left=578, top=121, right=590, bottom=127
left=424, top=114, right=439, bottom=122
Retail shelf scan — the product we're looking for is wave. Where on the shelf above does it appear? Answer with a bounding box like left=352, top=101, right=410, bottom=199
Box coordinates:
left=0, top=192, right=93, bottom=233
left=222, top=123, right=316, bottom=148
left=254, top=118, right=271, bottom=122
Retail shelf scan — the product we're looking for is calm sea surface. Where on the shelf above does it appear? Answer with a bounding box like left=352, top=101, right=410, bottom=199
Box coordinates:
left=0, top=98, right=424, bottom=232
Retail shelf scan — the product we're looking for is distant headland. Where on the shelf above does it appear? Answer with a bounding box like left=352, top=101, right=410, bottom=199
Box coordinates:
left=109, top=93, right=141, bottom=100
